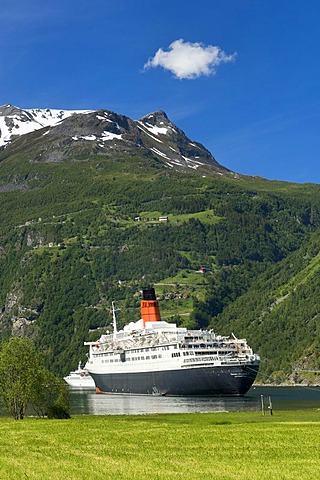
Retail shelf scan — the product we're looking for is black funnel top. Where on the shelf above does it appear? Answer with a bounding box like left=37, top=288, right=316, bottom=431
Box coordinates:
left=142, top=288, right=156, bottom=301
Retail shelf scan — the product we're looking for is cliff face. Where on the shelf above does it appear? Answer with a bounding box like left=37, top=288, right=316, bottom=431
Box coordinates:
left=0, top=290, right=40, bottom=338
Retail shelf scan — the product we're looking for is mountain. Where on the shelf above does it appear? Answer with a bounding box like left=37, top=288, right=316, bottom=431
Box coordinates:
left=0, top=104, right=319, bottom=384
left=0, top=105, right=228, bottom=174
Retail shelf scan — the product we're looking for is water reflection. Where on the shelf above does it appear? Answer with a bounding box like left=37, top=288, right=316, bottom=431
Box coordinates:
left=1, top=386, right=318, bottom=417
left=69, top=386, right=320, bottom=415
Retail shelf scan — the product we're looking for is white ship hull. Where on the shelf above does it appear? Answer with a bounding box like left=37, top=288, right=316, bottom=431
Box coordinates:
left=64, top=376, right=95, bottom=389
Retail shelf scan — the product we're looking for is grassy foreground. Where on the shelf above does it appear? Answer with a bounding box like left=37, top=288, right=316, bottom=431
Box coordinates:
left=0, top=410, right=319, bottom=480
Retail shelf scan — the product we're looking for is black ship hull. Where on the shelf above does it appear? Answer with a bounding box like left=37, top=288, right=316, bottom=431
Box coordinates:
left=90, top=364, right=259, bottom=396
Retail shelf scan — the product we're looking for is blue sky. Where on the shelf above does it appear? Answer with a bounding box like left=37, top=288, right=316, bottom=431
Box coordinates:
left=1, top=0, right=320, bottom=184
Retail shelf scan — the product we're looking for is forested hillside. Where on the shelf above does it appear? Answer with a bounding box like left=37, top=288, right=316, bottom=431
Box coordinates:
left=206, top=228, right=320, bottom=383
left=0, top=109, right=319, bottom=382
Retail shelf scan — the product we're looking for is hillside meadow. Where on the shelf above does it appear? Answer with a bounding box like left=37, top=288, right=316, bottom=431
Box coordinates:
left=0, top=410, right=319, bottom=480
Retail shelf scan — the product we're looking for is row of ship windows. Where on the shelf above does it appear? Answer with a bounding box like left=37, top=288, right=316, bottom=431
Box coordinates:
left=171, top=351, right=219, bottom=358
left=131, top=346, right=172, bottom=353
left=172, top=351, right=196, bottom=357
left=194, top=351, right=227, bottom=356
left=95, top=346, right=173, bottom=357
left=101, top=355, right=163, bottom=363
left=128, top=346, right=171, bottom=353
left=94, top=349, right=196, bottom=359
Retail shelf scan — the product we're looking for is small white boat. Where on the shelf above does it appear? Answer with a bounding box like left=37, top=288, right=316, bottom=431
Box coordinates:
left=64, top=361, right=96, bottom=388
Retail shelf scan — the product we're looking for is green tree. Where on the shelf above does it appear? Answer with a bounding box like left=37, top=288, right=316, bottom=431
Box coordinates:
left=0, top=337, right=70, bottom=420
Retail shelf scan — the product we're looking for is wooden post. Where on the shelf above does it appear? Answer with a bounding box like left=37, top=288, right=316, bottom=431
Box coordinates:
left=268, top=395, right=273, bottom=415
left=261, top=395, right=265, bottom=415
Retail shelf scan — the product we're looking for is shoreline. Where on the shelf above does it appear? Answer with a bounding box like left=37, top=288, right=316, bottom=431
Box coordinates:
left=254, top=383, right=320, bottom=388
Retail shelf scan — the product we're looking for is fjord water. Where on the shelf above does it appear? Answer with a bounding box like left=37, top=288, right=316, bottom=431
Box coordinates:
left=69, top=386, right=320, bottom=415
left=0, top=386, right=318, bottom=417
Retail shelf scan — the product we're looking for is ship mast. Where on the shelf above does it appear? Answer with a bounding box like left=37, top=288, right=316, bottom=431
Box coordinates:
left=112, top=302, right=118, bottom=339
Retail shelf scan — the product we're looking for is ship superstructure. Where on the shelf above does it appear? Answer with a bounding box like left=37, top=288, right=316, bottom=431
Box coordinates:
left=85, top=288, right=259, bottom=396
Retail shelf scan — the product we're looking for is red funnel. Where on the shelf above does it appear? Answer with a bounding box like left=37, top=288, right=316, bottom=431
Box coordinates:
left=141, top=288, right=161, bottom=326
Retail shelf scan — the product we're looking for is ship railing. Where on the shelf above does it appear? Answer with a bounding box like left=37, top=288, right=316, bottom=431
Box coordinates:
left=183, top=355, right=249, bottom=365
left=180, top=343, right=238, bottom=351
left=183, top=356, right=220, bottom=364
left=182, top=332, right=231, bottom=340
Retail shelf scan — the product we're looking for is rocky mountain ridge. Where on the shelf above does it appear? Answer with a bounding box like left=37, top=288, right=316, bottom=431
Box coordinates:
left=0, top=104, right=229, bottom=174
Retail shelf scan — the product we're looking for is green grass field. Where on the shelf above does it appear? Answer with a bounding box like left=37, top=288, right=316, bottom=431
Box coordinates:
left=0, top=410, right=319, bottom=480
left=139, top=210, right=221, bottom=225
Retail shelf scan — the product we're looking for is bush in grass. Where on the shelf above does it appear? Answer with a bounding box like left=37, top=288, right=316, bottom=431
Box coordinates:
left=47, top=383, right=71, bottom=419
left=31, top=369, right=70, bottom=419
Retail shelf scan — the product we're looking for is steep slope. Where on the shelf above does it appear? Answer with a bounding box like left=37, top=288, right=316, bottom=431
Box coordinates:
left=138, top=110, right=219, bottom=170
left=207, top=229, right=320, bottom=384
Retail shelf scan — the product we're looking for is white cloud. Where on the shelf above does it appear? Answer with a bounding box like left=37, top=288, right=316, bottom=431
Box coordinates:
left=144, top=39, right=236, bottom=80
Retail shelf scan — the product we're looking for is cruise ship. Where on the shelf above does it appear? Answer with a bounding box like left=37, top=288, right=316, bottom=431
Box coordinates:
left=64, top=361, right=95, bottom=389
left=85, top=288, right=260, bottom=396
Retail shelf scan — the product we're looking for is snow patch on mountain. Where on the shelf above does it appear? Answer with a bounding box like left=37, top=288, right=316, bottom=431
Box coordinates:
left=150, top=147, right=170, bottom=160
left=72, top=135, right=97, bottom=141
left=136, top=122, right=163, bottom=144
left=181, top=155, right=205, bottom=165
left=0, top=105, right=92, bottom=147
left=142, top=122, right=168, bottom=136
left=101, top=132, right=123, bottom=141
